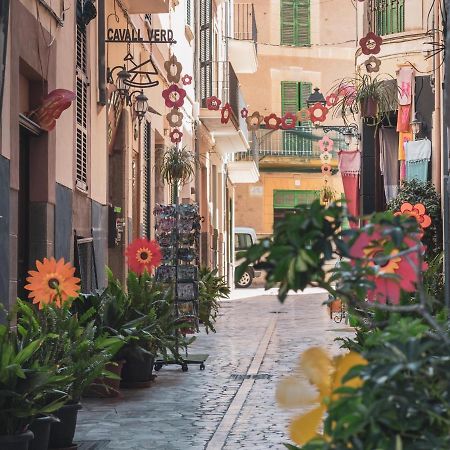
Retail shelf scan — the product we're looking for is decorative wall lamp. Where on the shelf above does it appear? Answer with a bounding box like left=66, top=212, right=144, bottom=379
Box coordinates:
left=131, top=90, right=149, bottom=122
left=410, top=112, right=422, bottom=137
left=108, top=65, right=131, bottom=99
left=306, top=88, right=327, bottom=107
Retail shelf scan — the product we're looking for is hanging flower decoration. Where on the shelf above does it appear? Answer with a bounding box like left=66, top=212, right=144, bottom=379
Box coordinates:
left=297, top=108, right=311, bottom=123
left=335, top=84, right=357, bottom=105
left=320, top=152, right=332, bottom=164
left=169, top=128, right=183, bottom=144
left=325, top=93, right=339, bottom=107
left=318, top=135, right=334, bottom=152
left=395, top=202, right=432, bottom=230
left=321, top=164, right=332, bottom=176
left=166, top=108, right=184, bottom=128
left=240, top=107, right=249, bottom=119
left=221, top=103, right=232, bottom=124
left=281, top=112, right=297, bottom=129
left=246, top=111, right=263, bottom=131
left=181, top=74, right=193, bottom=86
left=308, top=103, right=329, bottom=124
left=359, top=31, right=383, bottom=55
left=206, top=96, right=222, bottom=111
left=162, top=84, right=186, bottom=108
left=164, top=55, right=183, bottom=84
left=364, top=55, right=382, bottom=73
left=126, top=238, right=162, bottom=275
left=349, top=227, right=427, bottom=304
left=277, top=347, right=367, bottom=446
left=264, top=113, right=282, bottom=130
left=25, top=258, right=80, bottom=309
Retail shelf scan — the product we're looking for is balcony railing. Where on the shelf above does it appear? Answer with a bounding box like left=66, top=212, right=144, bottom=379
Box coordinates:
left=369, top=0, right=405, bottom=36
left=235, top=127, right=344, bottom=161
left=201, top=61, right=240, bottom=124
left=234, top=3, right=257, bottom=43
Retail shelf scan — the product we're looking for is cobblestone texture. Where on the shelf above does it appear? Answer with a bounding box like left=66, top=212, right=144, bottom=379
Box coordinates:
left=75, top=289, right=352, bottom=450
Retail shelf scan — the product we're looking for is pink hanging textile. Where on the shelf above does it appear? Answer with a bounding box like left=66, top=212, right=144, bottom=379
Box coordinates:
left=397, top=104, right=412, bottom=133
left=339, top=150, right=361, bottom=226
left=397, top=67, right=414, bottom=106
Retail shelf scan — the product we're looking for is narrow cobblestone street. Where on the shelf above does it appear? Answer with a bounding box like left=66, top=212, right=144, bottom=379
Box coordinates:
left=76, top=289, right=351, bottom=450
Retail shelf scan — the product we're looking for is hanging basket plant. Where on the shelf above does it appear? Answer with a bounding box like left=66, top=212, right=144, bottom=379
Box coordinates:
left=160, top=145, right=199, bottom=192
left=330, top=73, right=397, bottom=125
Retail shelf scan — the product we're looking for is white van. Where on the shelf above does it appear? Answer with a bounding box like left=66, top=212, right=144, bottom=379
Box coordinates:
left=234, top=227, right=262, bottom=288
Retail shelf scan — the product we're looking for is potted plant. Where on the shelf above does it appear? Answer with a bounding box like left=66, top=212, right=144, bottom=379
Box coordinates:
left=330, top=73, right=397, bottom=124
left=0, top=323, right=68, bottom=450
left=320, top=181, right=336, bottom=205
left=160, top=145, right=198, bottom=203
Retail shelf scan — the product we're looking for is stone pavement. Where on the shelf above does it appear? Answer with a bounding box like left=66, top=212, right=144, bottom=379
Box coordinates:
left=75, top=288, right=352, bottom=450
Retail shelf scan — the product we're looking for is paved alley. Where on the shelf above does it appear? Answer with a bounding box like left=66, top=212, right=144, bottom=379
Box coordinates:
left=75, top=289, right=351, bottom=450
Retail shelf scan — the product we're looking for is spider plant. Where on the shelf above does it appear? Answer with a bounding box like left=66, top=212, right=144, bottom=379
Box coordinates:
left=330, top=73, right=398, bottom=125
left=160, top=145, right=199, bottom=203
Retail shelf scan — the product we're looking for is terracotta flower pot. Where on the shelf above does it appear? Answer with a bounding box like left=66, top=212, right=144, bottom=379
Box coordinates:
left=0, top=431, right=34, bottom=450
left=48, top=403, right=82, bottom=450
left=83, top=361, right=124, bottom=398
left=360, top=96, right=378, bottom=118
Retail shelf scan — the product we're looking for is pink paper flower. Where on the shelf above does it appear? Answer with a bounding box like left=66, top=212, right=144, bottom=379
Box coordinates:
left=206, top=96, right=222, bottom=111
left=182, top=74, right=193, bottom=86
left=349, top=227, right=427, bottom=304
left=221, top=103, right=232, bottom=124
left=162, top=84, right=186, bottom=108
left=326, top=93, right=339, bottom=107
left=319, top=135, right=334, bottom=152
left=241, top=107, right=249, bottom=119
left=308, top=103, right=329, bottom=124
left=170, top=128, right=183, bottom=144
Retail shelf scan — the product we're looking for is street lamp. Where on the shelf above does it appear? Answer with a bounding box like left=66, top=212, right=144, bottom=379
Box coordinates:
left=131, top=90, right=149, bottom=122
left=307, top=88, right=327, bottom=107
left=108, top=65, right=131, bottom=99
left=410, top=112, right=422, bottom=136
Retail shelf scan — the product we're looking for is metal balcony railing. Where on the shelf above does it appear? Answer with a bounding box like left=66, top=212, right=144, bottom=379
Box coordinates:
left=368, top=0, right=405, bottom=36
left=234, top=3, right=257, bottom=43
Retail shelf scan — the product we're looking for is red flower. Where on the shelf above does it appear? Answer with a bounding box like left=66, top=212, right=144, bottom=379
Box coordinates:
left=170, top=128, right=183, bottom=144
left=126, top=238, right=162, bottom=275
left=206, top=96, right=222, bottom=111
left=182, top=74, right=193, bottom=86
left=395, top=203, right=432, bottom=230
left=326, top=93, right=339, bottom=107
left=241, top=107, right=249, bottom=119
left=281, top=112, right=297, bottom=129
left=162, top=84, right=186, bottom=108
left=359, top=31, right=383, bottom=55
left=321, top=164, right=332, bottom=176
left=264, top=113, right=282, bottom=130
left=319, top=135, right=334, bottom=152
left=308, top=103, right=329, bottom=124
left=349, top=227, right=427, bottom=304
left=221, top=103, right=232, bottom=124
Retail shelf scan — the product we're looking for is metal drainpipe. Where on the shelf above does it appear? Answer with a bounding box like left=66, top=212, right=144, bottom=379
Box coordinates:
left=443, top=0, right=450, bottom=312
left=194, top=1, right=200, bottom=205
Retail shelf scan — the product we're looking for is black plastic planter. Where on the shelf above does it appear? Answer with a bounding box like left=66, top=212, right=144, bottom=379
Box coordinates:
left=29, top=415, right=58, bottom=450
left=48, top=403, right=82, bottom=450
left=121, top=353, right=155, bottom=387
left=0, top=430, right=34, bottom=450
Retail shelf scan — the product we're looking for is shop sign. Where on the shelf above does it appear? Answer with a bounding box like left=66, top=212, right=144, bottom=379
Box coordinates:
left=106, top=28, right=176, bottom=44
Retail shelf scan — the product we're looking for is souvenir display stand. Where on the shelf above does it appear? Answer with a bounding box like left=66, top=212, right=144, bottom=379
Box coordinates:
left=153, top=203, right=208, bottom=371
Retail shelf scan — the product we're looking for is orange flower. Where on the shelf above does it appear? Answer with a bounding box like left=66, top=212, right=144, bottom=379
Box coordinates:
left=25, top=257, right=80, bottom=309
left=126, top=238, right=162, bottom=275
left=395, top=202, right=432, bottom=230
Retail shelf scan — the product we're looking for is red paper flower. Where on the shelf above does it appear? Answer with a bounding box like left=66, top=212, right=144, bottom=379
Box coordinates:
left=319, top=135, right=334, bottom=152
left=126, top=238, right=162, bottom=275
left=321, top=164, right=332, bottom=176
left=206, top=96, right=222, bottom=111
left=221, top=103, right=232, bottom=124
left=395, top=203, right=432, bottom=230
left=308, top=103, right=329, bottom=124
left=170, top=128, right=183, bottom=144
left=281, top=112, right=297, bottom=129
left=349, top=227, right=427, bottom=304
left=241, top=107, right=249, bottom=119
left=182, top=74, right=193, bottom=86
left=359, top=31, right=383, bottom=55
left=297, top=108, right=311, bottom=123
left=264, top=113, right=282, bottom=130
left=162, top=84, right=186, bottom=108
left=326, top=93, right=339, bottom=107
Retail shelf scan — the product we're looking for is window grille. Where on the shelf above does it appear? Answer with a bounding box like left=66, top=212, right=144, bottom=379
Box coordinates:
left=76, top=0, right=89, bottom=191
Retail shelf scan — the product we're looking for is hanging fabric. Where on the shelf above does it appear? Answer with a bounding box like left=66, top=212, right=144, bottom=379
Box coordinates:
left=397, top=67, right=414, bottom=106
left=338, top=149, right=361, bottom=226
left=396, top=104, right=412, bottom=133
left=405, top=139, right=431, bottom=182
left=379, top=128, right=399, bottom=203
left=398, top=131, right=413, bottom=182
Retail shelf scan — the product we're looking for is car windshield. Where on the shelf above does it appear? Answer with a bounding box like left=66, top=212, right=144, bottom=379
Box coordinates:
left=235, top=233, right=253, bottom=251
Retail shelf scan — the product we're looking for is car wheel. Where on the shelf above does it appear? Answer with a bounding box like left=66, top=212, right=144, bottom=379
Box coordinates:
left=236, top=270, right=253, bottom=288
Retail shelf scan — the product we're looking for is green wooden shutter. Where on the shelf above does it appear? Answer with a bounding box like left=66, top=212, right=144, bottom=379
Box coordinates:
left=281, top=0, right=310, bottom=47
left=298, top=82, right=312, bottom=109
left=281, top=81, right=299, bottom=116
left=200, top=0, right=212, bottom=105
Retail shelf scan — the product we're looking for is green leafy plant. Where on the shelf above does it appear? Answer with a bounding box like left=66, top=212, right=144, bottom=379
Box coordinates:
left=198, top=267, right=230, bottom=334
left=330, top=73, right=397, bottom=125
left=0, top=324, right=69, bottom=436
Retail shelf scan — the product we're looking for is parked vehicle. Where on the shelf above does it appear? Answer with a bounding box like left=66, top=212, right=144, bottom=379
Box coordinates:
left=234, top=227, right=261, bottom=288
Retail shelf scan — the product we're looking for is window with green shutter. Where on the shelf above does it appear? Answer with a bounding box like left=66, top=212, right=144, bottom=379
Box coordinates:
left=273, top=190, right=320, bottom=208
left=372, top=0, right=405, bottom=36
left=280, top=0, right=311, bottom=47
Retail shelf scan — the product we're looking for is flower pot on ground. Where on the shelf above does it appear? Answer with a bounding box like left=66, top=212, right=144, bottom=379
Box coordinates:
left=0, top=431, right=34, bottom=450
left=83, top=360, right=125, bottom=398
left=48, top=403, right=82, bottom=450
left=29, top=416, right=59, bottom=450
left=121, top=351, right=155, bottom=386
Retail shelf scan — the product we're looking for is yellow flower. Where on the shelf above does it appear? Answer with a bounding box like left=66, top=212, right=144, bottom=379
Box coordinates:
left=276, top=347, right=367, bottom=446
